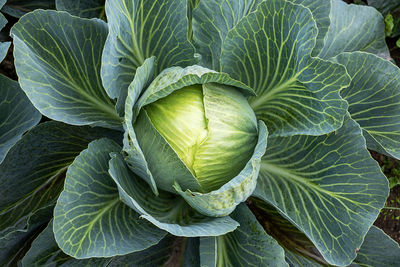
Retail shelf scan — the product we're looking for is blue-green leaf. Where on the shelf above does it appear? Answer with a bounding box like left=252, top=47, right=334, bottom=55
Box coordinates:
left=318, top=0, right=389, bottom=59
left=290, top=0, right=330, bottom=56
left=350, top=226, right=400, bottom=267
left=199, top=204, right=288, bottom=267
left=1, top=0, right=55, bottom=17
left=0, top=75, right=41, bottom=163
left=367, top=0, right=400, bottom=15
left=0, top=121, right=120, bottom=237
left=108, top=152, right=239, bottom=237
left=123, top=57, right=159, bottom=194
left=253, top=115, right=389, bottom=266
left=174, top=121, right=267, bottom=217
left=0, top=206, right=53, bottom=266
left=11, top=10, right=122, bottom=130
left=192, top=0, right=263, bottom=70
left=21, top=221, right=177, bottom=267
left=221, top=0, right=349, bottom=136
left=101, top=0, right=195, bottom=102
left=193, top=0, right=330, bottom=70
left=56, top=0, right=105, bottom=19
left=334, top=51, right=400, bottom=160
left=0, top=0, right=10, bottom=62
left=53, top=138, right=166, bottom=258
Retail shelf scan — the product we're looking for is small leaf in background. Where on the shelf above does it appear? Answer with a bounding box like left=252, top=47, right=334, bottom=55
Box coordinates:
left=350, top=226, right=400, bottom=266
left=0, top=75, right=41, bottom=163
left=56, top=0, right=106, bottom=19
left=397, top=37, right=400, bottom=48
left=1, top=0, right=55, bottom=18
left=385, top=13, right=395, bottom=36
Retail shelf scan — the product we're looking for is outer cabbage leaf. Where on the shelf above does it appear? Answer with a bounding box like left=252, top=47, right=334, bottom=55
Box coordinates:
left=0, top=0, right=10, bottom=62
left=56, top=0, right=105, bottom=19
left=101, top=0, right=195, bottom=105
left=108, top=152, right=239, bottom=237
left=253, top=115, right=389, bottom=266
left=193, top=0, right=330, bottom=70
left=221, top=0, right=349, bottom=137
left=334, top=52, right=400, bottom=160
left=192, top=0, right=263, bottom=70
left=21, top=221, right=177, bottom=267
left=53, top=139, right=166, bottom=258
left=11, top=10, right=122, bottom=130
left=199, top=204, right=288, bottom=267
left=174, top=121, right=267, bottom=217
left=0, top=75, right=41, bottom=163
left=350, top=226, right=400, bottom=267
left=0, top=121, right=121, bottom=240
left=317, top=0, right=390, bottom=59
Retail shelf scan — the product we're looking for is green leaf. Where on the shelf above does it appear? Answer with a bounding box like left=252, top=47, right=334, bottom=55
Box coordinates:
left=183, top=238, right=200, bottom=266
left=0, top=42, right=10, bottom=63
left=192, top=0, right=263, bottom=70
left=11, top=10, right=122, bottom=130
left=221, top=0, right=349, bottom=136
left=21, top=221, right=177, bottom=267
left=123, top=57, right=159, bottom=194
left=350, top=226, right=400, bottom=267
left=249, top=198, right=328, bottom=266
left=53, top=138, right=165, bottom=258
left=253, top=115, right=389, bottom=266
left=174, top=121, right=267, bottom=217
left=193, top=0, right=331, bottom=70
left=1, top=0, right=56, bottom=17
left=367, top=0, right=400, bottom=15
left=101, top=0, right=195, bottom=102
left=108, top=152, right=240, bottom=237
left=199, top=204, right=288, bottom=267
left=0, top=206, right=52, bottom=266
left=56, top=0, right=105, bottom=19
left=0, top=75, right=41, bottom=163
left=318, top=0, right=390, bottom=59
left=334, top=52, right=400, bottom=160
left=290, top=0, right=331, bottom=57
left=0, top=1, right=10, bottom=63
left=0, top=121, right=120, bottom=235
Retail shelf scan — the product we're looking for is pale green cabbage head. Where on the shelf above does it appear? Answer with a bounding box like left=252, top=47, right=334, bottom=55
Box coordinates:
left=139, top=83, right=258, bottom=193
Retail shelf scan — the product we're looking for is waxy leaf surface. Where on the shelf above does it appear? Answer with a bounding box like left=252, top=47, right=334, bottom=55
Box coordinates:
left=253, top=116, right=388, bottom=265
left=11, top=10, right=122, bottom=130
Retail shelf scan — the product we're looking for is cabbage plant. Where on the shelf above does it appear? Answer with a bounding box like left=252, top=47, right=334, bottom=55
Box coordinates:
left=1, top=0, right=400, bottom=266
